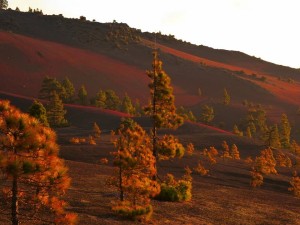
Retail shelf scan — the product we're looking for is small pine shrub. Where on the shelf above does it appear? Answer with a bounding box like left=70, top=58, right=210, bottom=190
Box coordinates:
left=69, top=137, right=80, bottom=144
left=155, top=173, right=192, bottom=202
left=244, top=156, right=253, bottom=164
left=193, top=161, right=209, bottom=176
left=89, top=135, right=96, bottom=145
left=288, top=173, right=300, bottom=198
left=112, top=201, right=153, bottom=221
left=69, top=137, right=87, bottom=144
left=250, top=168, right=263, bottom=188
left=186, top=143, right=195, bottom=156
left=99, top=158, right=109, bottom=165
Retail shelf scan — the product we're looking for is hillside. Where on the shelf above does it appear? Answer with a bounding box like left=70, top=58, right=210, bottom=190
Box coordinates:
left=1, top=10, right=300, bottom=109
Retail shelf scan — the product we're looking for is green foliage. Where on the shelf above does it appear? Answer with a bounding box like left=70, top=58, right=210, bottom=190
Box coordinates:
left=39, top=76, right=66, bottom=101
left=111, top=118, right=160, bottom=219
left=0, top=100, right=75, bottom=224
left=155, top=173, right=192, bottom=202
left=157, top=135, right=185, bottom=160
left=280, top=113, right=291, bottom=148
left=246, top=126, right=252, bottom=138
left=78, top=85, right=88, bottom=105
left=144, top=51, right=183, bottom=129
left=47, top=92, right=68, bottom=127
left=112, top=201, right=153, bottom=221
left=254, top=148, right=277, bottom=175
left=0, top=0, right=8, bottom=9
left=95, top=89, right=106, bottom=108
left=177, top=106, right=197, bottom=122
left=263, top=125, right=281, bottom=148
left=223, top=88, right=230, bottom=105
left=105, top=89, right=121, bottom=110
left=61, top=77, right=75, bottom=103
left=200, top=105, right=214, bottom=124
left=105, top=22, right=141, bottom=49
left=121, top=93, right=135, bottom=115
left=29, top=100, right=49, bottom=127
left=233, top=124, right=243, bottom=136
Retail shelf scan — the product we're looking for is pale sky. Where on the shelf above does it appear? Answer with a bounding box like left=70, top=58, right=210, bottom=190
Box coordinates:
left=8, top=0, right=300, bottom=68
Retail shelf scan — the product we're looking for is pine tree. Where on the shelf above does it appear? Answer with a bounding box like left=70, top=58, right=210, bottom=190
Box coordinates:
left=144, top=51, right=183, bottom=179
left=223, top=88, right=230, bottom=105
left=134, top=99, right=143, bottom=116
left=264, top=125, right=281, bottom=148
left=47, top=92, right=68, bottom=127
left=0, top=100, right=76, bottom=225
left=230, top=144, right=240, bottom=160
left=233, top=124, right=243, bottom=136
left=95, top=89, right=106, bottom=108
left=291, top=140, right=300, bottom=155
left=193, top=161, right=209, bottom=176
left=200, top=105, right=214, bottom=124
left=276, top=151, right=292, bottom=168
left=186, top=143, right=195, bottom=156
left=156, top=135, right=185, bottom=160
left=250, top=168, right=264, bottom=188
left=255, top=109, right=267, bottom=134
left=245, top=126, right=252, bottom=138
left=221, top=141, right=231, bottom=160
left=39, top=76, right=66, bottom=101
left=29, top=100, right=49, bottom=127
left=121, top=93, right=135, bottom=115
left=61, top=77, right=75, bottom=103
left=254, top=148, right=277, bottom=175
left=0, top=0, right=8, bottom=9
left=93, top=122, right=101, bottom=138
left=288, top=172, right=300, bottom=197
left=78, top=85, right=88, bottom=105
left=111, top=118, right=160, bottom=220
left=105, top=89, right=121, bottom=110
left=280, top=113, right=291, bottom=148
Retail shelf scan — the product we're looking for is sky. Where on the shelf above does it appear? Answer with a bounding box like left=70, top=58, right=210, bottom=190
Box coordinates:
left=8, top=0, right=300, bottom=68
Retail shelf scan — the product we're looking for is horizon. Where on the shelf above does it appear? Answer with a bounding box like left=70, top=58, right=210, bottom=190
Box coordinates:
left=7, top=0, right=300, bottom=69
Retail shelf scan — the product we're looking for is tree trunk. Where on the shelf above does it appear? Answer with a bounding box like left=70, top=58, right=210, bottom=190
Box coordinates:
left=152, top=63, right=158, bottom=181
left=11, top=175, right=19, bottom=225
left=119, top=167, right=124, bottom=201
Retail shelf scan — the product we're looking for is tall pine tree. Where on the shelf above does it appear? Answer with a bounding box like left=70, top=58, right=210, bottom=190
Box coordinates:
left=0, top=100, right=76, bottom=225
left=144, top=51, right=183, bottom=179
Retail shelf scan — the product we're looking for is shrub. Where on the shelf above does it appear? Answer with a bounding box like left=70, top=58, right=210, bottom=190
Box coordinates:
left=89, top=135, right=96, bottom=145
left=245, top=156, right=253, bottom=164
left=250, top=168, right=263, bottom=188
left=99, top=158, right=109, bottom=165
left=112, top=201, right=153, bottom=221
left=288, top=173, right=300, bottom=198
left=193, top=161, right=209, bottom=176
left=186, top=143, right=195, bottom=156
left=69, top=137, right=80, bottom=144
left=155, top=173, right=192, bottom=202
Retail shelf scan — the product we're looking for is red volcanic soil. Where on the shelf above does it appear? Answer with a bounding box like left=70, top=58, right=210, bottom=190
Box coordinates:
left=0, top=31, right=149, bottom=102
left=142, top=39, right=300, bottom=106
